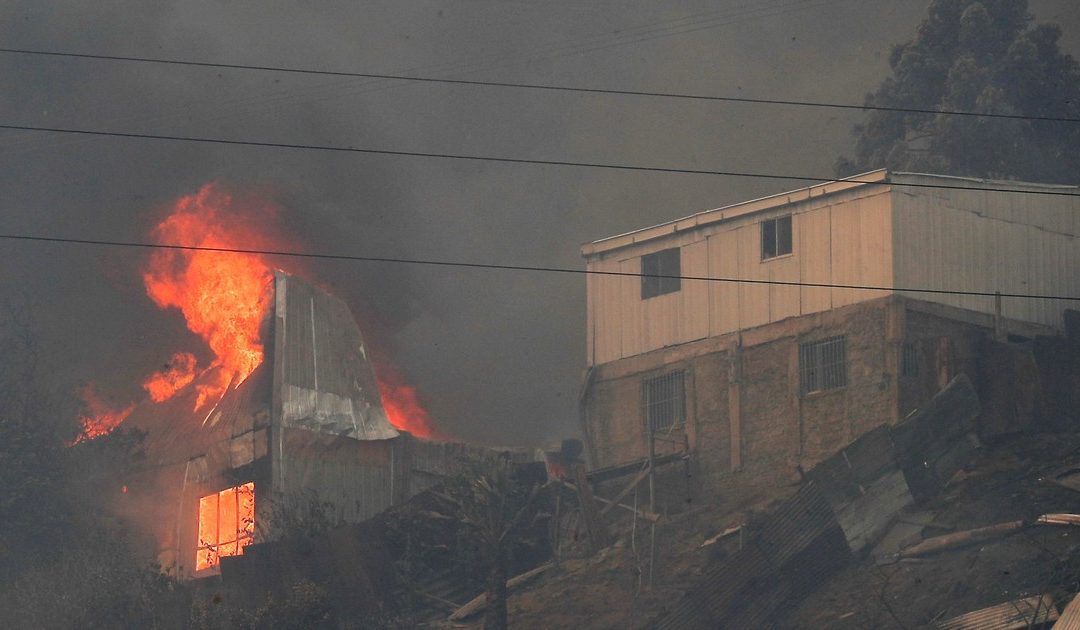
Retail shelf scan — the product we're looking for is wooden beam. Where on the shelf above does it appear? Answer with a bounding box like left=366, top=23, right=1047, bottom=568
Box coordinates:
left=572, top=463, right=612, bottom=553
left=447, top=562, right=553, bottom=622
left=599, top=464, right=651, bottom=516
left=561, top=481, right=660, bottom=522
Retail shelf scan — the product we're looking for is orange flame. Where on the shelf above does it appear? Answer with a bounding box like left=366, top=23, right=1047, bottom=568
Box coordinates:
left=73, top=182, right=442, bottom=442
left=74, top=384, right=135, bottom=443
left=376, top=365, right=439, bottom=439
left=142, top=351, right=198, bottom=402
left=142, top=184, right=276, bottom=410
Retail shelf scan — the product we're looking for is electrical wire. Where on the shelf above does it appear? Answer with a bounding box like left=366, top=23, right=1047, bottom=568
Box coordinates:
left=1, top=232, right=1077, bottom=302
left=3, top=42, right=1077, bottom=124
left=2, top=122, right=1078, bottom=197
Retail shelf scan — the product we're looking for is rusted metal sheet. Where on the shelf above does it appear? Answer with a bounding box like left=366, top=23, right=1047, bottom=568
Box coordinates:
left=891, top=374, right=981, bottom=502
left=1054, top=591, right=1080, bottom=630
left=936, top=594, right=1058, bottom=630
left=834, top=469, right=913, bottom=553
left=808, top=425, right=898, bottom=505
left=758, top=483, right=842, bottom=567
left=274, top=273, right=398, bottom=440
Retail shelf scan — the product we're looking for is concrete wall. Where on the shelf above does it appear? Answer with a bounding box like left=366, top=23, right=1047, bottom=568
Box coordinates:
left=583, top=297, right=902, bottom=507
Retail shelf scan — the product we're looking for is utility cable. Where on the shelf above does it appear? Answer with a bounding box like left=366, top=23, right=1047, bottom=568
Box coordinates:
left=3, top=46, right=1077, bottom=124
left=1, top=122, right=1078, bottom=197
left=1, top=232, right=1077, bottom=302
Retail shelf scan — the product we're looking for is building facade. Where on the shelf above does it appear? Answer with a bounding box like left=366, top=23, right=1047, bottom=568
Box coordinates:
left=581, top=170, right=1080, bottom=508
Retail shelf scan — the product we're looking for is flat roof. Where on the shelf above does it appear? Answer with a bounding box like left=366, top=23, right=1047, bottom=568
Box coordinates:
left=581, top=169, right=1078, bottom=258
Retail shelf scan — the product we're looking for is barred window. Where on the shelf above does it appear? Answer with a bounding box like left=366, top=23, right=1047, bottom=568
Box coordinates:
left=901, top=341, right=919, bottom=377
left=761, top=215, right=793, bottom=260
left=642, top=371, right=686, bottom=432
left=641, top=247, right=681, bottom=299
left=799, top=336, right=846, bottom=395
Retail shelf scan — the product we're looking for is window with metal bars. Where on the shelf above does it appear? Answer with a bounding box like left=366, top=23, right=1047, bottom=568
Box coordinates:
left=642, top=370, right=686, bottom=432
left=799, top=336, right=847, bottom=395
left=901, top=341, right=920, bottom=377
left=640, top=247, right=681, bottom=299
left=761, top=215, right=793, bottom=260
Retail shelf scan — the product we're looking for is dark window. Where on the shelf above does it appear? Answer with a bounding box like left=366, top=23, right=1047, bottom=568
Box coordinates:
left=902, top=341, right=919, bottom=377
left=642, top=371, right=686, bottom=432
left=799, top=336, right=847, bottom=395
left=641, top=247, right=681, bottom=299
left=761, top=215, right=793, bottom=260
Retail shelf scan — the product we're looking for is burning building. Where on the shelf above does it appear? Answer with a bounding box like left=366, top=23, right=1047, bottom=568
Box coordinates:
left=73, top=184, right=480, bottom=579
left=115, top=270, right=472, bottom=578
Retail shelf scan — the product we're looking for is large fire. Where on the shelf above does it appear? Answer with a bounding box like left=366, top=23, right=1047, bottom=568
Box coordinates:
left=143, top=185, right=275, bottom=410
left=75, top=182, right=437, bottom=441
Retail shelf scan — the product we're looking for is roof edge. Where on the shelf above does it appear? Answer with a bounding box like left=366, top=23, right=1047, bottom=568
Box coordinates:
left=581, top=169, right=889, bottom=258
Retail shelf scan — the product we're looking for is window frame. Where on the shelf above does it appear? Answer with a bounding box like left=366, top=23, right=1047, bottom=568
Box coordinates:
left=196, top=481, right=255, bottom=572
left=799, top=336, right=847, bottom=395
left=761, top=214, right=793, bottom=261
left=901, top=341, right=920, bottom=378
left=642, top=370, right=687, bottom=433
left=640, top=247, right=682, bottom=299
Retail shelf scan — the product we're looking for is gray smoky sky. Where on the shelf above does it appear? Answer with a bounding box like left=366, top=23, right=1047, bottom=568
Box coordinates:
left=1, top=1, right=1077, bottom=445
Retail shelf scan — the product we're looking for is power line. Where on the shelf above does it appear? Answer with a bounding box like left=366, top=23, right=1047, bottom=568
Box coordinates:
left=1, top=232, right=1077, bottom=302
left=2, top=122, right=1078, bottom=197
left=3, top=46, right=1077, bottom=124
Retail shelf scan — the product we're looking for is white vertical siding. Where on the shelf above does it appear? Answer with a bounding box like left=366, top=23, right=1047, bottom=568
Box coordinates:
left=587, top=189, right=894, bottom=364
left=892, top=184, right=1080, bottom=330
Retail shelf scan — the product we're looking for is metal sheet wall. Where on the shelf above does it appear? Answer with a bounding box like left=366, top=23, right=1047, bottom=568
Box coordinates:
left=587, top=188, right=893, bottom=365
left=893, top=179, right=1080, bottom=330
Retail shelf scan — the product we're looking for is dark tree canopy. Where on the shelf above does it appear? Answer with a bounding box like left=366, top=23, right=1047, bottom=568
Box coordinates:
left=837, top=0, right=1080, bottom=184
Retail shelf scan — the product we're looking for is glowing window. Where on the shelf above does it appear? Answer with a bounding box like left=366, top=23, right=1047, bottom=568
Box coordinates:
left=196, top=482, right=255, bottom=571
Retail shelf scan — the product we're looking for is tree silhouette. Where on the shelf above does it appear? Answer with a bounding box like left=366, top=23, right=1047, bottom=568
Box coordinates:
left=836, top=0, right=1080, bottom=183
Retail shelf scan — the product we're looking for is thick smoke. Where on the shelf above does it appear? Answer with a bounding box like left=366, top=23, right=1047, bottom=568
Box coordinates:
left=1, top=1, right=1077, bottom=445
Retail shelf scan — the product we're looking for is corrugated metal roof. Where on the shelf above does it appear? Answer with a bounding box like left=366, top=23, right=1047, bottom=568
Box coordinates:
left=123, top=361, right=271, bottom=469
left=583, top=170, right=1078, bottom=257
left=758, top=483, right=842, bottom=568
left=936, top=595, right=1058, bottom=630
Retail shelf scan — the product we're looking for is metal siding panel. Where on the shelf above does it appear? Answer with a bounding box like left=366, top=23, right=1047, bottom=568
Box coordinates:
left=737, top=223, right=770, bottom=329
left=683, top=240, right=710, bottom=342
left=768, top=247, right=800, bottom=322
left=708, top=231, right=740, bottom=336
left=619, top=258, right=643, bottom=357
left=591, top=258, right=623, bottom=364
left=799, top=207, right=833, bottom=315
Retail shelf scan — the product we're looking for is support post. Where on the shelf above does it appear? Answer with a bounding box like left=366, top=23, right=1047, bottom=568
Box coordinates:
left=994, top=292, right=1006, bottom=341
left=648, top=429, right=656, bottom=588
left=571, top=463, right=611, bottom=554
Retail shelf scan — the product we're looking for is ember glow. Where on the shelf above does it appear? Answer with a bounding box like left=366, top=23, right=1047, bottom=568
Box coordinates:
left=143, top=184, right=276, bottom=410
left=376, top=365, right=439, bottom=439
left=196, top=482, right=255, bottom=571
left=142, top=351, right=198, bottom=402
left=74, top=384, right=134, bottom=443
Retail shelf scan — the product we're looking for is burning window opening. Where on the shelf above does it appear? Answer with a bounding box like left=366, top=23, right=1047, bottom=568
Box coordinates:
left=196, top=482, right=255, bottom=571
